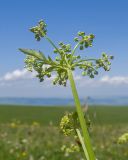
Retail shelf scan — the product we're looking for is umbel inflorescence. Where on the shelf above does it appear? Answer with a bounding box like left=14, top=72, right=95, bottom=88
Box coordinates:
left=19, top=20, right=113, bottom=87
left=19, top=19, right=113, bottom=160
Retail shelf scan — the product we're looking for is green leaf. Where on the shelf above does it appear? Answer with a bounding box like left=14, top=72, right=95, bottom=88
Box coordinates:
left=46, top=66, right=55, bottom=72
left=48, top=56, right=55, bottom=65
left=39, top=51, right=47, bottom=60
left=19, top=48, right=46, bottom=61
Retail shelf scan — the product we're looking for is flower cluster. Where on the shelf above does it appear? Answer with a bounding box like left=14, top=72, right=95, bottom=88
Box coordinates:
left=61, top=143, right=80, bottom=156
left=24, top=55, right=51, bottom=82
left=72, top=53, right=113, bottom=79
left=19, top=19, right=114, bottom=86
left=54, top=42, right=71, bottom=54
left=96, top=53, right=114, bottom=71
left=20, top=48, right=68, bottom=85
left=30, top=20, right=47, bottom=41
left=60, top=112, right=91, bottom=136
left=52, top=71, right=68, bottom=86
left=118, top=133, right=128, bottom=144
left=74, top=31, right=95, bottom=50
left=24, top=55, right=36, bottom=71
left=60, top=112, right=79, bottom=136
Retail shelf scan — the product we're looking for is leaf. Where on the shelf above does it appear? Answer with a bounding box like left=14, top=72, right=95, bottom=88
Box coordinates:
left=46, top=66, right=55, bottom=72
left=48, top=55, right=53, bottom=61
left=19, top=48, right=46, bottom=61
left=39, top=51, right=47, bottom=60
left=48, top=56, right=55, bottom=64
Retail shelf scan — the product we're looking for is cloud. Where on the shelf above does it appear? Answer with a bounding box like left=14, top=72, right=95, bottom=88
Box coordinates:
left=74, top=74, right=128, bottom=87
left=100, top=75, right=128, bottom=85
left=0, top=68, right=57, bottom=88
left=0, top=69, right=128, bottom=97
left=73, top=73, right=97, bottom=87
left=1, top=69, right=128, bottom=88
left=0, top=69, right=36, bottom=82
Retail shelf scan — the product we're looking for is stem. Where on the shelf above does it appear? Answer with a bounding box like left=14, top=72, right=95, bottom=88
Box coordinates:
left=76, top=58, right=97, bottom=64
left=67, top=69, right=95, bottom=160
left=45, top=35, right=60, bottom=53
left=76, top=129, right=89, bottom=160
left=70, top=42, right=81, bottom=64
left=71, top=42, right=81, bottom=56
left=76, top=64, right=97, bottom=73
left=44, top=35, right=66, bottom=63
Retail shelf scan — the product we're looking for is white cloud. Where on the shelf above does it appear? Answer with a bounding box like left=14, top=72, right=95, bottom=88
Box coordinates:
left=0, top=69, right=36, bottom=82
left=73, top=73, right=97, bottom=87
left=74, top=74, right=128, bottom=87
left=1, top=69, right=128, bottom=87
left=0, top=69, right=128, bottom=97
left=100, top=75, right=128, bottom=85
left=0, top=68, right=56, bottom=88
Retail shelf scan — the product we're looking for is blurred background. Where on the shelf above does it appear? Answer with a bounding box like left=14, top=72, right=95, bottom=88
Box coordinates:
left=0, top=1, right=128, bottom=160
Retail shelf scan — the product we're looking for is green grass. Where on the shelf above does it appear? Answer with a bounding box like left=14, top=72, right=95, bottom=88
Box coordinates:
left=0, top=105, right=128, bottom=160
left=0, top=105, right=74, bottom=125
left=0, top=105, right=128, bottom=125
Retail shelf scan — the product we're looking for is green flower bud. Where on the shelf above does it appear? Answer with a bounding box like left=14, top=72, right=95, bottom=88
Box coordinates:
left=110, top=55, right=114, bottom=60
left=84, top=43, right=88, bottom=48
left=47, top=73, right=51, bottom=78
left=107, top=61, right=111, bottom=65
left=53, top=49, right=58, bottom=53
left=90, top=74, right=94, bottom=78
left=102, top=53, right=107, bottom=57
left=90, top=34, right=95, bottom=39
left=53, top=77, right=59, bottom=85
left=94, top=71, right=98, bottom=75
left=30, top=19, right=47, bottom=41
left=59, top=42, right=64, bottom=46
left=59, top=80, right=62, bottom=85
left=80, top=45, right=84, bottom=50
left=80, top=32, right=85, bottom=36
left=80, top=41, right=84, bottom=45
left=53, top=80, right=56, bottom=85
left=77, top=55, right=81, bottom=59
left=78, top=31, right=82, bottom=36
left=104, top=66, right=110, bottom=71
left=82, top=71, right=86, bottom=76
left=74, top=37, right=79, bottom=42
left=61, top=45, right=65, bottom=49
left=71, top=67, right=75, bottom=70
left=40, top=78, right=44, bottom=82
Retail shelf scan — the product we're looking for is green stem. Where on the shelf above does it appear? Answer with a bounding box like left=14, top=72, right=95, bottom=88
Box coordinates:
left=45, top=35, right=60, bottom=53
left=44, top=36, right=65, bottom=63
left=71, top=42, right=81, bottom=56
left=76, top=58, right=97, bottom=64
left=70, top=42, right=81, bottom=64
left=76, top=129, right=89, bottom=160
left=67, top=69, right=95, bottom=160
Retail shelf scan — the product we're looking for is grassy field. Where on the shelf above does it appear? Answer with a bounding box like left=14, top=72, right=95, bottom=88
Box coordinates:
left=0, top=105, right=128, bottom=159
left=0, top=105, right=128, bottom=125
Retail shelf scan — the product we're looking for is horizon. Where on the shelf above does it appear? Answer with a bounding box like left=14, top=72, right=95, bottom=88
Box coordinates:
left=0, top=96, right=128, bottom=106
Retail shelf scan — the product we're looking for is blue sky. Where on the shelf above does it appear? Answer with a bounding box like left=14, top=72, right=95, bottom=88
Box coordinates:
left=0, top=0, right=128, bottom=98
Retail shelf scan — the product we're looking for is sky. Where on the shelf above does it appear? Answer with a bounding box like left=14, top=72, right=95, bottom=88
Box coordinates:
left=0, top=0, right=128, bottom=98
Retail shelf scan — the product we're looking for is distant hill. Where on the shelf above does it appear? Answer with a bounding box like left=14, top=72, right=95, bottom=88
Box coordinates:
left=0, top=97, right=128, bottom=106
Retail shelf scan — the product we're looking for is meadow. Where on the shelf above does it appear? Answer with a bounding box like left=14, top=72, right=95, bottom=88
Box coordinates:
left=0, top=105, right=128, bottom=160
